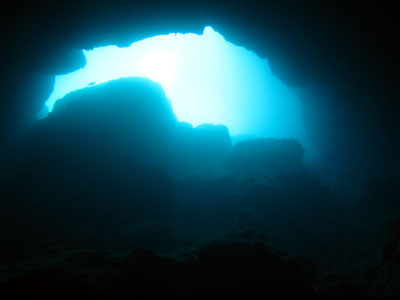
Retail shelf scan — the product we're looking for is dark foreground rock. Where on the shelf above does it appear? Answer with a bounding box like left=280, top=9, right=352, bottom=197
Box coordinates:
left=3, top=76, right=400, bottom=299
left=0, top=77, right=233, bottom=261
left=0, top=234, right=319, bottom=299
left=174, top=138, right=343, bottom=257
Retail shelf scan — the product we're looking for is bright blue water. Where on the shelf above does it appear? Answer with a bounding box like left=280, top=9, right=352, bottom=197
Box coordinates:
left=44, top=26, right=314, bottom=155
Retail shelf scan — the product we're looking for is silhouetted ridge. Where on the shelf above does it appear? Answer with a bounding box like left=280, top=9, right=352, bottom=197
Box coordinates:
left=1, top=234, right=319, bottom=299
left=173, top=137, right=342, bottom=248
left=3, top=77, right=235, bottom=260
left=2, top=75, right=399, bottom=299
left=37, top=77, right=177, bottom=164
left=1, top=2, right=400, bottom=298
left=171, top=122, right=232, bottom=174
left=7, top=78, right=181, bottom=260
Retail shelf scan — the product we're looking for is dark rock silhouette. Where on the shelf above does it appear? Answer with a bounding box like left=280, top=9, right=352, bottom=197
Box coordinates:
left=171, top=122, right=232, bottom=174
left=42, top=77, right=177, bottom=164
left=4, top=78, right=179, bottom=260
left=2, top=1, right=400, bottom=183
left=1, top=235, right=320, bottom=299
left=174, top=137, right=342, bottom=250
left=371, top=217, right=400, bottom=298
left=0, top=2, right=400, bottom=299
left=2, top=74, right=399, bottom=298
left=0, top=77, right=235, bottom=261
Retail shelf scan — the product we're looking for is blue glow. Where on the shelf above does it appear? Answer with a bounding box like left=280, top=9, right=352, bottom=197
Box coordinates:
left=45, top=26, right=314, bottom=154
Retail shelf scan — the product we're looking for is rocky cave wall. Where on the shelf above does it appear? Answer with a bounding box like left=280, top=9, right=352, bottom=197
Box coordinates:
left=1, top=0, right=399, bottom=183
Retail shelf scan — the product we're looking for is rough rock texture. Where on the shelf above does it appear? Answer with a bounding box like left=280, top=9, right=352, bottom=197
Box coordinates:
left=371, top=218, right=400, bottom=299
left=0, top=234, right=320, bottom=299
left=2, top=78, right=179, bottom=261
left=2, top=1, right=400, bottom=182
left=174, top=138, right=343, bottom=258
left=1, top=6, right=400, bottom=293
left=0, top=77, right=233, bottom=262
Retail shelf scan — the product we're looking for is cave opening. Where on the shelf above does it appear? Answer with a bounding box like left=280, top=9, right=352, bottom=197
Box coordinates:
left=3, top=3, right=400, bottom=298
left=43, top=26, right=315, bottom=157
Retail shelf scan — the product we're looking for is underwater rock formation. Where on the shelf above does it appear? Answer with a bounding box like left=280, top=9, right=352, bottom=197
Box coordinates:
left=0, top=2, right=399, bottom=299
left=371, top=217, right=400, bottom=298
left=2, top=1, right=400, bottom=184
left=171, top=122, right=232, bottom=174
left=226, top=138, right=304, bottom=171
left=1, top=74, right=399, bottom=298
left=174, top=137, right=342, bottom=248
left=0, top=77, right=234, bottom=261
left=3, top=78, right=179, bottom=260
left=1, top=234, right=319, bottom=299
left=44, top=77, right=178, bottom=163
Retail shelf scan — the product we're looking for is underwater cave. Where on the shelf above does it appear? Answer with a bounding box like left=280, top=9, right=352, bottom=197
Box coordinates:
left=43, top=26, right=315, bottom=159
left=1, top=1, right=400, bottom=299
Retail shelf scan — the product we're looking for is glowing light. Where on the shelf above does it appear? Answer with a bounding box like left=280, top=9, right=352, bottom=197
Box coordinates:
left=44, top=26, right=315, bottom=156
left=137, top=50, right=178, bottom=90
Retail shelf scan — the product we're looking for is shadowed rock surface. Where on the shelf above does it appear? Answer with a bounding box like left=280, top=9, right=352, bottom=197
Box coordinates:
left=0, top=76, right=400, bottom=298
left=0, top=77, right=232, bottom=261
left=2, top=1, right=399, bottom=183
left=1, top=233, right=320, bottom=299
left=2, top=3, right=400, bottom=294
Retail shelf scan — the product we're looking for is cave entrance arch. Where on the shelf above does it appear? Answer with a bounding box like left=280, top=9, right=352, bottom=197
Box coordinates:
left=43, top=26, right=315, bottom=158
